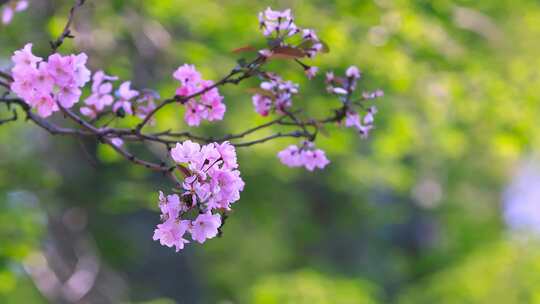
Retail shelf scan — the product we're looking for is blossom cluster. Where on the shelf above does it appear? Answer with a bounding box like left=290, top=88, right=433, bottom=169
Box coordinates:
left=1, top=0, right=27, bottom=25
left=153, top=140, right=244, bottom=251
left=258, top=8, right=326, bottom=78
left=278, top=141, right=330, bottom=171
left=81, top=71, right=157, bottom=123
left=10, top=43, right=90, bottom=117
left=252, top=73, right=299, bottom=116
left=173, top=64, right=226, bottom=127
left=326, top=66, right=383, bottom=139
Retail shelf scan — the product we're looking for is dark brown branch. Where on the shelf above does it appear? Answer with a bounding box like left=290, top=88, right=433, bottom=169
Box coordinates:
left=235, top=130, right=308, bottom=147
left=0, top=70, right=13, bottom=82
left=49, top=0, right=86, bottom=52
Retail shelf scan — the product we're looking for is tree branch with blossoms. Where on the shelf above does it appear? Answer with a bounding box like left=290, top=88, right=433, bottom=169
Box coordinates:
left=0, top=4, right=384, bottom=252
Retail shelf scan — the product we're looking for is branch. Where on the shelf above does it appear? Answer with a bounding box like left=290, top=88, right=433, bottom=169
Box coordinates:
left=135, top=56, right=263, bottom=132
left=49, top=0, right=86, bottom=52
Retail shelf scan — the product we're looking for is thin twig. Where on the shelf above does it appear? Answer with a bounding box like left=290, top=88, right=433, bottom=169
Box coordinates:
left=49, top=0, right=86, bottom=52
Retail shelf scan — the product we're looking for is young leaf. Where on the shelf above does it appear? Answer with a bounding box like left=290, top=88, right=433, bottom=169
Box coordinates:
left=269, top=46, right=306, bottom=60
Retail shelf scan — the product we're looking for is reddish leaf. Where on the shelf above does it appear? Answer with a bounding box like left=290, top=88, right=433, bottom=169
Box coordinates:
left=269, top=46, right=306, bottom=60
left=232, top=45, right=257, bottom=54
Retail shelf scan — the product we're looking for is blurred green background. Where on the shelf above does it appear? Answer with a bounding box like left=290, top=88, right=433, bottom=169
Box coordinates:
left=2, top=0, right=540, bottom=303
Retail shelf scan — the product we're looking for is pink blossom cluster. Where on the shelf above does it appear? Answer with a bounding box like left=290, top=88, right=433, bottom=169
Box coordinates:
left=258, top=8, right=325, bottom=78
left=252, top=73, right=299, bottom=116
left=326, top=66, right=383, bottom=139
left=278, top=141, right=330, bottom=171
left=1, top=0, right=27, bottom=25
left=153, top=140, right=244, bottom=251
left=173, top=64, right=226, bottom=127
left=258, top=8, right=298, bottom=37
left=10, top=43, right=90, bottom=117
left=81, top=71, right=157, bottom=123
left=345, top=106, right=378, bottom=139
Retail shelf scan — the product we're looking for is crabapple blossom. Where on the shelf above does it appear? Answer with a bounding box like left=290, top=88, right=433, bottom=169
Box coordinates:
left=257, top=7, right=325, bottom=75
left=258, top=7, right=298, bottom=37
left=81, top=70, right=118, bottom=118
left=362, top=89, right=384, bottom=100
left=170, top=140, right=201, bottom=164
left=305, top=66, right=319, bottom=79
left=10, top=44, right=90, bottom=117
left=190, top=212, right=222, bottom=244
left=346, top=65, right=361, bottom=79
left=135, top=90, right=158, bottom=123
left=252, top=74, right=299, bottom=116
left=1, top=0, right=28, bottom=25
left=278, top=142, right=330, bottom=171
left=113, top=81, right=139, bottom=116
left=153, top=140, right=244, bottom=251
left=173, top=65, right=226, bottom=126
left=152, top=218, right=190, bottom=252
left=324, top=66, right=383, bottom=139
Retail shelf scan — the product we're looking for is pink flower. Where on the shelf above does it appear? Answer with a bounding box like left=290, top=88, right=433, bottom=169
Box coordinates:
left=171, top=140, right=201, bottom=164
left=259, top=7, right=297, bottom=37
left=83, top=71, right=117, bottom=117
left=84, top=92, right=113, bottom=112
left=252, top=94, right=272, bottom=116
left=303, top=149, right=330, bottom=171
left=11, top=43, right=41, bottom=69
left=357, top=125, right=373, bottom=139
left=10, top=73, right=35, bottom=100
left=47, top=53, right=74, bottom=87
left=363, top=106, right=377, bottom=125
left=112, top=100, right=132, bottom=116
left=251, top=75, right=299, bottom=116
left=216, top=141, right=238, bottom=169
left=158, top=191, right=183, bottom=219
left=173, top=65, right=226, bottom=126
left=30, top=93, right=57, bottom=118
left=302, top=29, right=319, bottom=41
left=344, top=107, right=377, bottom=139
left=2, top=0, right=28, bottom=25
left=346, top=66, right=361, bottom=79
left=80, top=106, right=98, bottom=119
left=258, top=49, right=273, bottom=58
left=57, top=85, right=82, bottom=108
left=33, top=63, right=54, bottom=94
left=278, top=145, right=303, bottom=168
left=305, top=66, right=318, bottom=79
left=333, top=87, right=348, bottom=95
left=362, top=89, right=384, bottom=100
left=190, top=212, right=221, bottom=244
left=278, top=143, right=330, bottom=171
left=173, top=64, right=201, bottom=85
left=325, top=72, right=335, bottom=83
left=345, top=111, right=361, bottom=128
left=184, top=101, right=206, bottom=126
left=117, top=81, right=139, bottom=100
left=71, top=53, right=91, bottom=87
left=153, top=219, right=190, bottom=252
